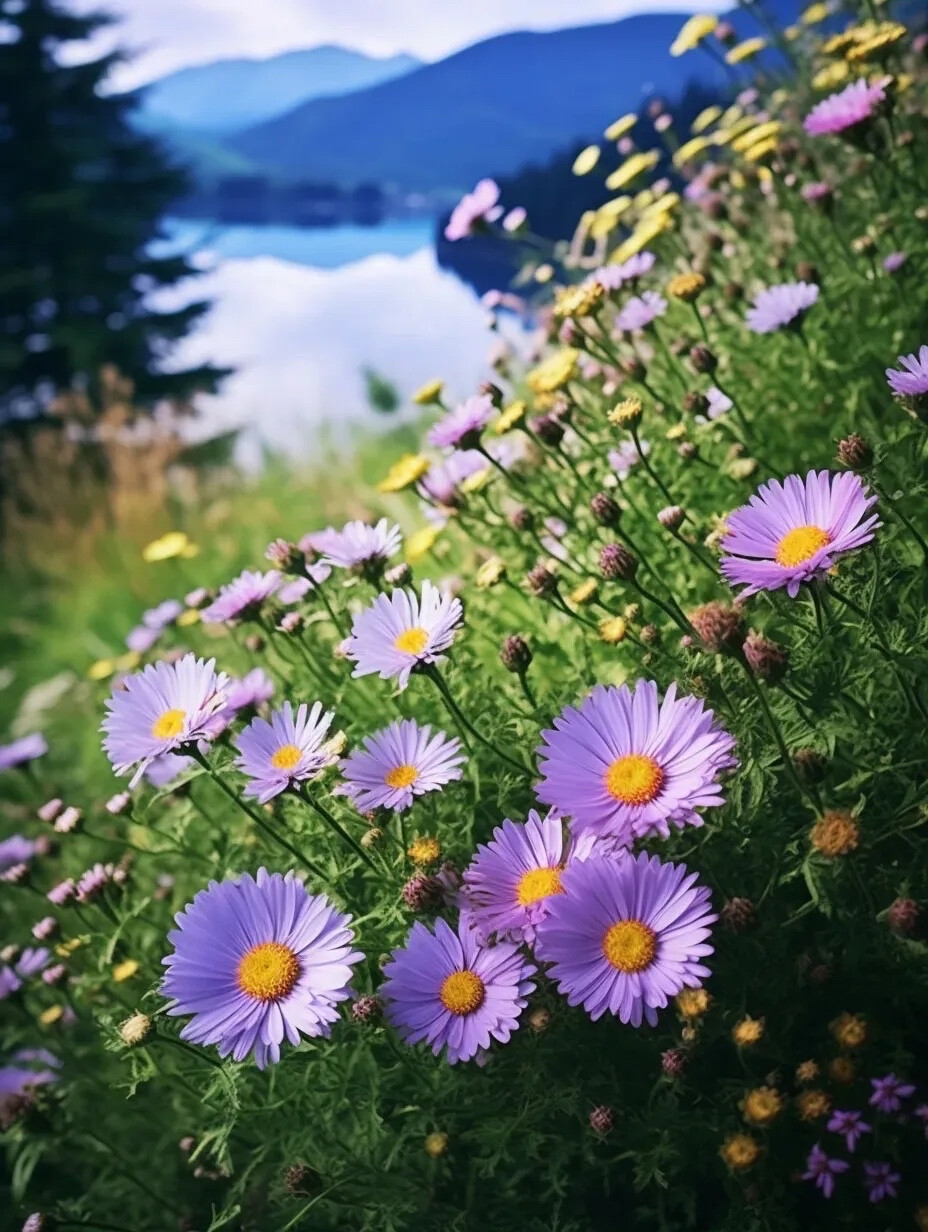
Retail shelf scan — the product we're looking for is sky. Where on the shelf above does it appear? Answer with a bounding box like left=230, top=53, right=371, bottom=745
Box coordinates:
left=70, top=0, right=721, bottom=89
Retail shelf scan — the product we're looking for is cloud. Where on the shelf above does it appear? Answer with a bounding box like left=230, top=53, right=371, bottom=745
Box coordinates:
left=67, top=0, right=723, bottom=89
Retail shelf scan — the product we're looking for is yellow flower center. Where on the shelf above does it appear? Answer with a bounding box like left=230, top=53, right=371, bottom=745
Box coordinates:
left=439, top=969, right=485, bottom=1016
left=604, top=754, right=664, bottom=805
left=385, top=763, right=419, bottom=789
left=602, top=919, right=658, bottom=973
left=394, top=626, right=429, bottom=655
left=151, top=708, right=186, bottom=740
left=236, top=941, right=300, bottom=1001
left=775, top=525, right=831, bottom=567
left=516, top=866, right=564, bottom=907
left=270, top=743, right=302, bottom=771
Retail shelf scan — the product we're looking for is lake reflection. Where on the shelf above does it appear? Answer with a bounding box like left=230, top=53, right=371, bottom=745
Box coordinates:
left=157, top=219, right=521, bottom=464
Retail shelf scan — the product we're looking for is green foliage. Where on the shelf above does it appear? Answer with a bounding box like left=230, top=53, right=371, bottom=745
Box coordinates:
left=0, top=0, right=226, bottom=415
left=3, top=8, right=928, bottom=1232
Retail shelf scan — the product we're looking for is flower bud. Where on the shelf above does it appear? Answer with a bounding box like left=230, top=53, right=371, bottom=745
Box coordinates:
left=622, top=356, right=647, bottom=381
left=351, top=994, right=383, bottom=1023
left=599, top=543, right=638, bottom=581
left=682, top=391, right=709, bottom=415
left=590, top=491, right=621, bottom=527
left=589, top=1105, right=614, bottom=1135
left=384, top=562, right=412, bottom=587
left=500, top=634, right=532, bottom=674
left=402, top=873, right=442, bottom=912
left=689, top=344, right=717, bottom=374
left=531, top=414, right=565, bottom=446
left=661, top=1048, right=686, bottom=1077
left=525, top=562, right=558, bottom=597
left=361, top=827, right=384, bottom=849
left=508, top=505, right=535, bottom=532
left=424, top=1132, right=449, bottom=1158
left=657, top=505, right=685, bottom=531
left=689, top=601, right=745, bottom=653
left=836, top=433, right=873, bottom=471
left=277, top=611, right=303, bottom=635
left=742, top=631, right=789, bottom=682
left=794, top=748, right=827, bottom=783
left=886, top=897, right=919, bottom=936
left=119, top=1012, right=153, bottom=1047
left=720, top=896, right=756, bottom=932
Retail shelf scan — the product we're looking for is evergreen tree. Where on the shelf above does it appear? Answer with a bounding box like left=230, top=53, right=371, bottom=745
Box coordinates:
left=0, top=0, right=225, bottom=420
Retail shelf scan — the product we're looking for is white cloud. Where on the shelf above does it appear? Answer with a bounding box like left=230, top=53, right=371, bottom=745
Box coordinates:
left=67, top=0, right=723, bottom=89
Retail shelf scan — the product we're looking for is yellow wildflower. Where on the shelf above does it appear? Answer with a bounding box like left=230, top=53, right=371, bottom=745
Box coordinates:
left=797, top=1089, right=832, bottom=1121
left=677, top=988, right=711, bottom=1018
left=554, top=282, right=603, bottom=320
left=673, top=136, right=710, bottom=167
left=732, top=1016, right=765, bottom=1046
left=527, top=348, right=579, bottom=395
left=801, top=2, right=830, bottom=25
left=726, top=37, right=767, bottom=64
left=494, top=400, right=526, bottom=434
left=405, top=525, right=441, bottom=562
left=608, top=396, right=643, bottom=428
left=142, top=532, right=193, bottom=563
left=408, top=836, right=441, bottom=866
left=670, top=14, right=718, bottom=56
left=830, top=1012, right=868, bottom=1050
left=731, top=121, right=782, bottom=152
left=811, top=810, right=860, bottom=857
left=667, top=272, right=707, bottom=302
left=378, top=453, right=430, bottom=493
left=87, top=658, right=115, bottom=682
left=691, top=104, right=723, bottom=134
left=720, top=1134, right=761, bottom=1170
left=476, top=557, right=507, bottom=589
left=176, top=608, right=200, bottom=627
left=412, top=379, right=444, bottom=406
left=742, top=1086, right=783, bottom=1126
left=599, top=616, right=628, bottom=644
left=604, top=113, right=637, bottom=141
left=572, top=145, right=601, bottom=176
left=40, top=1006, right=64, bottom=1026
left=605, top=150, right=660, bottom=191
left=569, top=578, right=599, bottom=606
left=113, top=959, right=139, bottom=983
left=813, top=60, right=852, bottom=89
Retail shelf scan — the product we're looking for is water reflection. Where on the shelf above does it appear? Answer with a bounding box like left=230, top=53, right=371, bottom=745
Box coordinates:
left=157, top=220, right=523, bottom=465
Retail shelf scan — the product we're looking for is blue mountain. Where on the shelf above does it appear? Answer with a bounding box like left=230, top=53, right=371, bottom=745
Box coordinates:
left=227, top=12, right=791, bottom=194
left=136, top=46, right=421, bottom=136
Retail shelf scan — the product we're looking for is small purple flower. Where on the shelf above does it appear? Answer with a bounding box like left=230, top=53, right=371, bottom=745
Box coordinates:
left=534, top=851, right=716, bottom=1026
left=804, top=78, right=887, bottom=137
left=0, top=968, right=22, bottom=999
left=801, top=181, right=833, bottom=205
left=105, top=791, right=131, bottom=815
left=609, top=437, right=650, bottom=481
left=162, top=868, right=363, bottom=1068
left=863, top=1162, right=900, bottom=1203
left=345, top=580, right=463, bottom=691
left=869, top=1073, right=915, bottom=1114
left=444, top=179, right=503, bottom=242
left=827, top=1109, right=871, bottom=1152
left=145, top=752, right=194, bottom=789
left=32, top=917, right=57, bottom=941
left=321, top=518, right=402, bottom=572
left=705, top=387, right=733, bottom=420
left=0, top=1049, right=59, bottom=1096
left=614, top=252, right=656, bottom=283
left=802, top=1144, right=849, bottom=1198
left=76, top=861, right=124, bottom=903
left=462, top=809, right=600, bottom=944
left=882, top=251, right=907, bottom=274
left=419, top=449, right=488, bottom=507
left=15, top=948, right=50, bottom=979
left=427, top=394, right=495, bottom=450
left=616, top=291, right=667, bottom=332
left=125, top=625, right=160, bottom=655
left=46, top=879, right=76, bottom=906
left=234, top=702, right=336, bottom=804
left=0, top=835, right=36, bottom=874
left=0, top=734, right=48, bottom=772
left=886, top=345, right=928, bottom=398
left=225, top=668, right=275, bottom=715
left=101, top=654, right=229, bottom=786
left=381, top=917, right=535, bottom=1064
left=36, top=799, right=62, bottom=824
left=502, top=206, right=527, bottom=232
left=720, top=470, right=880, bottom=599
left=338, top=719, right=464, bottom=814
left=278, top=564, right=331, bottom=604
left=142, top=599, right=183, bottom=630
left=746, top=281, right=819, bottom=333
left=201, top=570, right=281, bottom=624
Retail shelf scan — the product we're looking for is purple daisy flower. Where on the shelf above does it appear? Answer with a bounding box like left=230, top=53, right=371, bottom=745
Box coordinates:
left=614, top=251, right=656, bottom=283
left=882, top=251, right=907, bottom=274
left=0, top=734, right=48, bottom=772
left=863, top=1162, right=899, bottom=1203
left=234, top=702, right=336, bottom=804
left=870, top=1073, right=915, bottom=1113
left=719, top=470, right=880, bottom=599
left=803, top=78, right=887, bottom=137
left=746, top=281, right=819, bottom=333
left=142, top=599, right=183, bottom=630
left=320, top=518, right=402, bottom=573
left=345, top=580, right=463, bottom=691
left=419, top=450, right=489, bottom=507
left=0, top=968, right=21, bottom=999
left=536, top=681, right=736, bottom=845
left=801, top=181, right=833, bottom=205
left=428, top=394, right=495, bottom=450
left=162, top=868, right=363, bottom=1069
left=125, top=625, right=160, bottom=655
left=609, top=436, right=651, bottom=480
left=101, top=654, right=229, bottom=787
left=803, top=1144, right=849, bottom=1197
left=705, top=386, right=733, bottom=420
left=225, top=668, right=275, bottom=714
left=0, top=1049, right=59, bottom=1096
left=444, top=178, right=503, bottom=242
left=201, top=570, right=281, bottom=624
left=0, top=835, right=36, bottom=874
left=534, top=851, right=715, bottom=1026
left=886, top=345, right=928, bottom=398
left=616, top=291, right=667, bottom=332
left=338, top=719, right=464, bottom=813
left=827, top=1109, right=871, bottom=1151
left=462, top=809, right=603, bottom=944
left=381, top=917, right=535, bottom=1064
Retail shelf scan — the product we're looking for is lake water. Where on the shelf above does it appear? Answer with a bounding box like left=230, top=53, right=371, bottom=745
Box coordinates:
left=155, top=218, right=519, bottom=464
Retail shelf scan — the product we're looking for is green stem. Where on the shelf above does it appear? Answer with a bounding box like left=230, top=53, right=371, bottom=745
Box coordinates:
left=299, top=788, right=377, bottom=870
left=426, top=665, right=532, bottom=777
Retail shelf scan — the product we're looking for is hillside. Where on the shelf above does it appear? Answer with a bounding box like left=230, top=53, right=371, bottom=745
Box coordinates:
left=135, top=46, right=421, bottom=136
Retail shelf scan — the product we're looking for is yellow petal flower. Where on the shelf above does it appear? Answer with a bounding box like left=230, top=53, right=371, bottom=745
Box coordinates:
left=113, top=959, right=140, bottom=983
left=87, top=659, right=115, bottom=681
left=405, top=525, right=441, bottom=562
left=412, top=379, right=444, bottom=406
left=604, top=113, right=637, bottom=141
left=142, top=532, right=192, bottom=563
left=671, top=13, right=719, bottom=56
left=691, top=104, right=723, bottom=134
left=572, top=145, right=601, bottom=176
left=378, top=453, right=431, bottom=493
left=726, top=37, right=767, bottom=64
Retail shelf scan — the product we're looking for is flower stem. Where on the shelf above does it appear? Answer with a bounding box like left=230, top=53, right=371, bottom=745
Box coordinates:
left=298, top=787, right=377, bottom=870
left=426, top=665, right=532, bottom=777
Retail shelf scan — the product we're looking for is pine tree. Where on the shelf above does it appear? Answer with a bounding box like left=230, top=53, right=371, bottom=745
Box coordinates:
left=0, top=0, right=226, bottom=419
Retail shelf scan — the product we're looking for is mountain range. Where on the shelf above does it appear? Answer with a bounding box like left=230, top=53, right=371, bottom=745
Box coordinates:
left=136, top=4, right=799, bottom=200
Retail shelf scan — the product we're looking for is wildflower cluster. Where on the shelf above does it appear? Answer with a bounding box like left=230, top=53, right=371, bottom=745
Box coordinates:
left=3, top=5, right=928, bottom=1229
